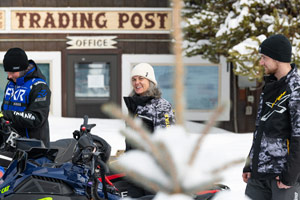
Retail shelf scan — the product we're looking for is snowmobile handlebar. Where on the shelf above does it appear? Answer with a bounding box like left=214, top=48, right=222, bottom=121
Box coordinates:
left=81, top=115, right=96, bottom=133
left=0, top=118, right=20, bottom=151
left=72, top=115, right=111, bottom=164
left=72, top=115, right=113, bottom=200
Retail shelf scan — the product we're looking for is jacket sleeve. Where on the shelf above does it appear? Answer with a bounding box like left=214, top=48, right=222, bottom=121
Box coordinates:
left=154, top=99, right=175, bottom=129
left=243, top=93, right=264, bottom=174
left=2, top=82, right=51, bottom=129
left=243, top=142, right=254, bottom=173
left=281, top=88, right=300, bottom=186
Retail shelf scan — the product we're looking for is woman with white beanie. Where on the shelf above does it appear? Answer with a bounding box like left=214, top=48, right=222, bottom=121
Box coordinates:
left=122, top=62, right=175, bottom=198
left=123, top=63, right=175, bottom=150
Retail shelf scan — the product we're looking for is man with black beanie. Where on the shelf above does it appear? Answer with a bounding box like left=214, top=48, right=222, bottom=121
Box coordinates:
left=0, top=47, right=51, bottom=168
left=242, top=34, right=300, bottom=200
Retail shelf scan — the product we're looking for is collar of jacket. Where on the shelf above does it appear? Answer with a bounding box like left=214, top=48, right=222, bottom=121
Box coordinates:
left=124, top=95, right=154, bottom=107
left=263, top=63, right=296, bottom=89
left=286, top=63, right=298, bottom=82
left=8, top=60, right=44, bottom=86
left=123, top=95, right=155, bottom=115
left=131, top=94, right=154, bottom=106
left=15, top=66, right=35, bottom=86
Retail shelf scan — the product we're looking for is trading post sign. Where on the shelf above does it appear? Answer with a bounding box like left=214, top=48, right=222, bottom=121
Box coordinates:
left=0, top=8, right=172, bottom=33
left=0, top=10, right=4, bottom=30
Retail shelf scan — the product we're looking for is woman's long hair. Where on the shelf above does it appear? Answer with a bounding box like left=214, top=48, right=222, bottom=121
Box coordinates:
left=130, top=81, right=162, bottom=98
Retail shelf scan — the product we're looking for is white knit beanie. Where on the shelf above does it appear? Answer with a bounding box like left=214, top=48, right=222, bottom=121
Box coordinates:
left=131, top=63, right=157, bottom=85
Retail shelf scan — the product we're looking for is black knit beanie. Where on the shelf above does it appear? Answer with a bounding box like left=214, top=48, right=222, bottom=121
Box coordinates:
left=259, top=34, right=292, bottom=63
left=3, top=48, right=29, bottom=72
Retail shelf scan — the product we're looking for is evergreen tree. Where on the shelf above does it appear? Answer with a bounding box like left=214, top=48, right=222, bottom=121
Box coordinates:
left=183, top=0, right=300, bottom=80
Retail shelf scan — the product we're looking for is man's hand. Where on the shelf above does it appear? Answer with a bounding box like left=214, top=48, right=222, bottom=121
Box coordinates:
left=242, top=172, right=251, bottom=183
left=276, top=176, right=292, bottom=189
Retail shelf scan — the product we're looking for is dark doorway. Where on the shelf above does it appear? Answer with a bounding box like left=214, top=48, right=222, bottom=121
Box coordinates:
left=66, top=53, right=120, bottom=118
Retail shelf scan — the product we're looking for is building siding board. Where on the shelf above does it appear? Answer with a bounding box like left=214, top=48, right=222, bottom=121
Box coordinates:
left=146, top=40, right=158, bottom=54
left=157, top=42, right=170, bottom=54
left=0, top=2, right=256, bottom=133
left=0, top=33, right=170, bottom=54
left=0, top=0, right=169, bottom=7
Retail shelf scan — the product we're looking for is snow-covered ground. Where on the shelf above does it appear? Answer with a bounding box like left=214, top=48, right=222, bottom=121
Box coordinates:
left=49, top=116, right=253, bottom=195
left=49, top=116, right=126, bottom=156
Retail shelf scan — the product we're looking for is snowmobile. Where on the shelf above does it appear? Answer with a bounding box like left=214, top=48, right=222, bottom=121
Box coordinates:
left=0, top=116, right=229, bottom=200
left=0, top=115, right=120, bottom=200
left=105, top=172, right=229, bottom=200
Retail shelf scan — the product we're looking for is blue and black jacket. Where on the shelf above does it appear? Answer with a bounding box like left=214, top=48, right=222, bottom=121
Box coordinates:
left=243, top=64, right=300, bottom=186
left=1, top=60, right=51, bottom=147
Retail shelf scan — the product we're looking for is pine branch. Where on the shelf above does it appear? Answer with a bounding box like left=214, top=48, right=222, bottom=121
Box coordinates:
left=211, top=158, right=245, bottom=174
left=102, top=104, right=178, bottom=182
left=183, top=177, right=222, bottom=195
left=120, top=125, right=181, bottom=192
left=188, top=104, right=225, bottom=166
left=102, top=104, right=157, bottom=154
left=119, top=129, right=149, bottom=152
left=173, top=0, right=185, bottom=125
left=110, top=161, right=173, bottom=193
left=155, top=141, right=181, bottom=193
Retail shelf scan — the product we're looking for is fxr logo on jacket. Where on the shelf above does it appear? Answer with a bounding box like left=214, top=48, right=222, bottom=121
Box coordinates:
left=5, top=88, right=26, bottom=102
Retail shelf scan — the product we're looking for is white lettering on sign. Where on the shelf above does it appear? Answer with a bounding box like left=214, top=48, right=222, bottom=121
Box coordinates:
left=66, top=36, right=117, bottom=49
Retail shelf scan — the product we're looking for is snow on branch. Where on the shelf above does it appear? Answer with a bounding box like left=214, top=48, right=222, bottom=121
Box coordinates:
left=102, top=103, right=246, bottom=199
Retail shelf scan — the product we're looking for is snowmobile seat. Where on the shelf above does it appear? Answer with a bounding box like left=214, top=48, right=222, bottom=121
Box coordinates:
left=49, top=138, right=77, bottom=164
left=15, top=138, right=45, bottom=151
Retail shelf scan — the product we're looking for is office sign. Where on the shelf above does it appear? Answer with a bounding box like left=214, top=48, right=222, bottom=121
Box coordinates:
left=66, top=36, right=117, bottom=49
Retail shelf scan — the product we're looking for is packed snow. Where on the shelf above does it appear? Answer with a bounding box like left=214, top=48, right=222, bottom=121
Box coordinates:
left=48, top=115, right=253, bottom=199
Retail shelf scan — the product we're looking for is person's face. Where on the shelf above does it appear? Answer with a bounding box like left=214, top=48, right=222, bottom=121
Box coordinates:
left=259, top=54, right=278, bottom=75
left=7, top=71, right=21, bottom=83
left=131, top=76, right=150, bottom=95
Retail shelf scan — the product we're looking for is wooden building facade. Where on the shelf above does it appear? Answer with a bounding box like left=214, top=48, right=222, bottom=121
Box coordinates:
left=0, top=0, right=259, bottom=133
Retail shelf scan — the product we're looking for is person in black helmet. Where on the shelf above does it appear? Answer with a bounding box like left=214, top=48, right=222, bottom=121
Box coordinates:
left=242, top=34, right=300, bottom=200
left=0, top=47, right=51, bottom=167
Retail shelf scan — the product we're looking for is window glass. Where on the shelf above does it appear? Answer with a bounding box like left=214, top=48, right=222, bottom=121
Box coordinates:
left=0, top=65, right=6, bottom=106
left=38, top=63, right=50, bottom=86
left=75, top=62, right=110, bottom=98
left=154, top=65, right=219, bottom=110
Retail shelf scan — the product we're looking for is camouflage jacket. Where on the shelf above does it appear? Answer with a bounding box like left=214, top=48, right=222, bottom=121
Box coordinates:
left=243, top=64, right=300, bottom=186
left=123, top=95, right=175, bottom=132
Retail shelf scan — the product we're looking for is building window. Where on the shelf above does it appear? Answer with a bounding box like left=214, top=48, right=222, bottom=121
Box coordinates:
left=38, top=63, right=50, bottom=86
left=75, top=62, right=110, bottom=98
left=0, top=65, right=6, bottom=106
left=154, top=65, right=219, bottom=110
